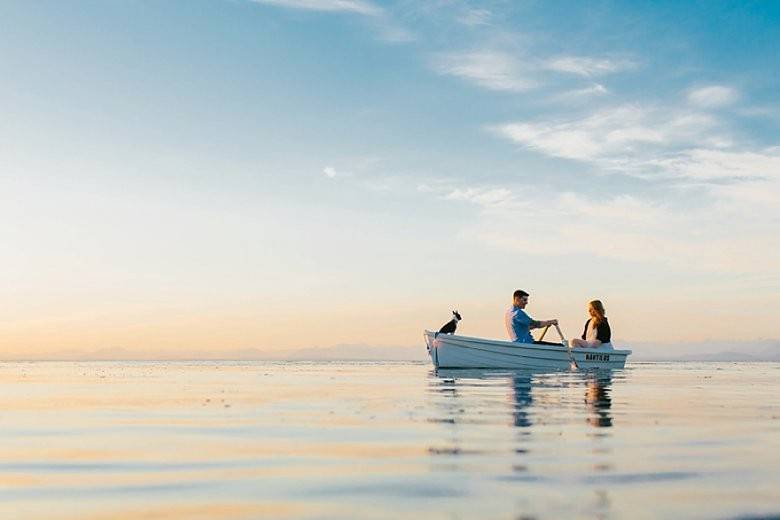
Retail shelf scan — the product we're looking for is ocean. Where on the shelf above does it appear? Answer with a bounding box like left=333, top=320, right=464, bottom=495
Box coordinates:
left=0, top=361, right=778, bottom=519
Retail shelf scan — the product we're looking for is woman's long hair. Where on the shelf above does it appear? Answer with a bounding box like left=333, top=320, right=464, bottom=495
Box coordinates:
left=589, top=300, right=606, bottom=327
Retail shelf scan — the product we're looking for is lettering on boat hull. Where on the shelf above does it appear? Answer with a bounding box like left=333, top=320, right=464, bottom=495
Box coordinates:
left=585, top=353, right=610, bottom=362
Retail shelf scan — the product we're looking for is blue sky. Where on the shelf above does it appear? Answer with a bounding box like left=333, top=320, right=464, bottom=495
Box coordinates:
left=1, top=0, right=779, bottom=356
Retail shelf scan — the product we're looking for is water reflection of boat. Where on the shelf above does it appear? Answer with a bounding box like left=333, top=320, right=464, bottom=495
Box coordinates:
left=431, top=368, right=616, bottom=429
left=424, top=331, right=631, bottom=370
left=425, top=367, right=619, bottom=509
left=431, top=369, right=538, bottom=430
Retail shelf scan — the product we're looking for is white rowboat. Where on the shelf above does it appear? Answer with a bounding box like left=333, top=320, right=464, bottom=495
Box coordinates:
left=424, top=330, right=631, bottom=370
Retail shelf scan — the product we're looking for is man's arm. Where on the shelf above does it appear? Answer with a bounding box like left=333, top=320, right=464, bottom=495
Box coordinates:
left=530, top=319, right=558, bottom=329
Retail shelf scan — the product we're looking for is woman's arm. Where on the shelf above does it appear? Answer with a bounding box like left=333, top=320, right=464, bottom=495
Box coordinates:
left=585, top=319, right=603, bottom=347
left=597, top=321, right=611, bottom=344
left=581, top=319, right=589, bottom=341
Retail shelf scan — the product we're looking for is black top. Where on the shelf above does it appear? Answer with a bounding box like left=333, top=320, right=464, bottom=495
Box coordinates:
left=581, top=318, right=611, bottom=343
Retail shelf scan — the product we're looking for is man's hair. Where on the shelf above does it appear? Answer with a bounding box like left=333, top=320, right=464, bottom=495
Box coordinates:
left=513, top=289, right=529, bottom=299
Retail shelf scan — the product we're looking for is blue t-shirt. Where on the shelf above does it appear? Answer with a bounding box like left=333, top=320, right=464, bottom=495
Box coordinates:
left=505, top=306, right=534, bottom=343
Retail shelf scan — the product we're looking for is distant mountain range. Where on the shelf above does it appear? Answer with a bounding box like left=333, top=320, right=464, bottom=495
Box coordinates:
left=627, top=340, right=780, bottom=362
left=4, top=340, right=779, bottom=362
left=3, top=343, right=429, bottom=362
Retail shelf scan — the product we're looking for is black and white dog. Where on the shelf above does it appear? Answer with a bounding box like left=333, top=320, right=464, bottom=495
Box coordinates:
left=437, top=310, right=462, bottom=335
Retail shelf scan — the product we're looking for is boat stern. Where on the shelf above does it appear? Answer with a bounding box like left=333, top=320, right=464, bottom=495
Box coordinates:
left=423, top=330, right=440, bottom=367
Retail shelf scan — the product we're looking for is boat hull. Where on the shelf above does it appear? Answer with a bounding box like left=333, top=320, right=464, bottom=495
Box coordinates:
left=424, top=330, right=630, bottom=370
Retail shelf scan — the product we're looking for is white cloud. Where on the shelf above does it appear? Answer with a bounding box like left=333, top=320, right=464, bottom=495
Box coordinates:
left=433, top=52, right=635, bottom=94
left=649, top=147, right=780, bottom=181
left=555, top=193, right=664, bottom=224
left=555, top=83, right=609, bottom=101
left=737, top=105, right=780, bottom=118
left=492, top=104, right=727, bottom=177
left=494, top=105, right=670, bottom=162
left=411, top=153, right=779, bottom=276
left=250, top=0, right=382, bottom=16
left=444, top=187, right=514, bottom=207
left=687, top=85, right=739, bottom=108
left=433, top=51, right=537, bottom=92
left=249, top=0, right=416, bottom=44
left=375, top=24, right=415, bottom=43
left=544, top=56, right=635, bottom=77
left=498, top=122, right=602, bottom=161
left=418, top=181, right=521, bottom=210
left=323, top=166, right=338, bottom=178
left=452, top=187, right=780, bottom=274
left=457, top=8, right=492, bottom=26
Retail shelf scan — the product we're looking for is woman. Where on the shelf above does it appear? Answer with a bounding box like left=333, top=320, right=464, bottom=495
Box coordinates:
left=569, top=300, right=611, bottom=349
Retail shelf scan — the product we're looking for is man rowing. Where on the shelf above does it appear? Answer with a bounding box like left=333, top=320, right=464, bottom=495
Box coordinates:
left=505, top=289, right=559, bottom=344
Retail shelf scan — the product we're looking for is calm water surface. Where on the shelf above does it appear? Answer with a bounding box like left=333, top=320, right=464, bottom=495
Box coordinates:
left=0, top=361, right=778, bottom=519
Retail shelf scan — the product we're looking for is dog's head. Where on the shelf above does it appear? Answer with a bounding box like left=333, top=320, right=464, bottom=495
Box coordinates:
left=452, top=310, right=462, bottom=321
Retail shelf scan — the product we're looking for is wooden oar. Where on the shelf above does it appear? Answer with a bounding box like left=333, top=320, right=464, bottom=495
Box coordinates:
left=554, top=323, right=579, bottom=369
left=538, top=324, right=550, bottom=341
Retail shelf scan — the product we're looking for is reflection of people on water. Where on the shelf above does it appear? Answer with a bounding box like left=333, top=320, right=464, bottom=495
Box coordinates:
left=585, top=373, right=613, bottom=427
left=433, top=370, right=536, bottom=429
left=510, top=373, right=533, bottom=428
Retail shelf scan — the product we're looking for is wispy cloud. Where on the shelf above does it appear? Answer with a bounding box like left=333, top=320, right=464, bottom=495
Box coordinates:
left=444, top=186, right=514, bottom=207
left=737, top=104, right=780, bottom=118
left=375, top=24, right=415, bottom=42
left=553, top=83, right=609, bottom=102
left=543, top=56, right=635, bottom=77
left=433, top=51, right=538, bottom=92
left=432, top=48, right=638, bottom=97
left=493, top=105, right=669, bottom=162
left=249, top=0, right=415, bottom=44
left=418, top=181, right=521, bottom=211
left=442, top=185, right=780, bottom=275
left=249, top=0, right=382, bottom=16
left=491, top=103, right=734, bottom=181
left=456, top=8, right=492, bottom=26
left=687, top=85, right=739, bottom=108
left=323, top=166, right=338, bottom=178
left=649, top=147, right=780, bottom=182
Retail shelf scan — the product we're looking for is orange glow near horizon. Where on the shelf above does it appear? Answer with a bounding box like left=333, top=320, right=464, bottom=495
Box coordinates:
left=1, top=289, right=777, bottom=358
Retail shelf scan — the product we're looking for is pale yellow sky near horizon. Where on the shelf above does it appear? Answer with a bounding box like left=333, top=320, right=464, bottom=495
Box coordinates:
left=2, top=288, right=776, bottom=358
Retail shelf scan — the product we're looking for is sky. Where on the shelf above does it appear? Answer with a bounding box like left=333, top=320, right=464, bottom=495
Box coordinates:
left=1, top=0, right=779, bottom=358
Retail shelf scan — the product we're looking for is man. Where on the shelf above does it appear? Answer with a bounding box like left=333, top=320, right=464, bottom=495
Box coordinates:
left=505, top=289, right=558, bottom=343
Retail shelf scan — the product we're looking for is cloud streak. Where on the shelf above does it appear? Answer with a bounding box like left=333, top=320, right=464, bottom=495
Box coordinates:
left=249, top=0, right=382, bottom=16
left=493, top=105, right=670, bottom=162
left=444, top=186, right=514, bottom=207
left=431, top=47, right=638, bottom=98
left=490, top=103, right=750, bottom=183
left=432, top=51, right=538, bottom=92
left=456, top=8, right=492, bottom=26
left=554, top=83, right=609, bottom=101
left=447, top=185, right=780, bottom=275
left=543, top=56, right=635, bottom=77
left=687, top=85, right=739, bottom=108
left=650, top=147, right=780, bottom=182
